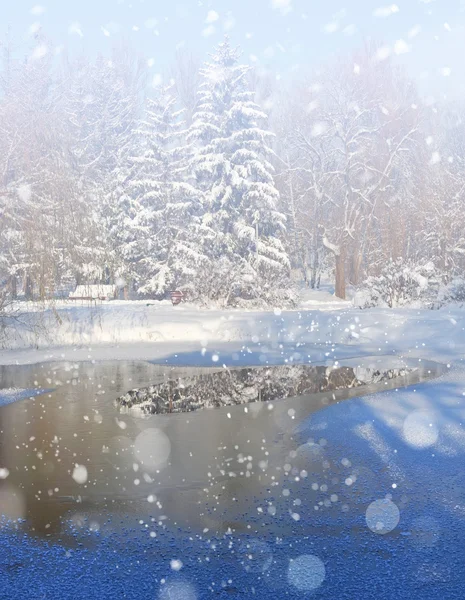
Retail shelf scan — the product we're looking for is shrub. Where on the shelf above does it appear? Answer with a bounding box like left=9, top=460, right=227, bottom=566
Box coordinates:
left=436, top=277, right=465, bottom=307
left=354, top=259, right=440, bottom=308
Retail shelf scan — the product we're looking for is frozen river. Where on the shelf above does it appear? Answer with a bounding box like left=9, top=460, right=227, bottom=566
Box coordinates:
left=1, top=357, right=463, bottom=600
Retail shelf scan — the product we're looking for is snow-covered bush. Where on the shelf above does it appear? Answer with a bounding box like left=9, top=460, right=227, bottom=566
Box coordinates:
left=232, top=283, right=299, bottom=309
left=436, top=278, right=465, bottom=307
left=185, top=256, right=297, bottom=308
left=354, top=259, right=440, bottom=308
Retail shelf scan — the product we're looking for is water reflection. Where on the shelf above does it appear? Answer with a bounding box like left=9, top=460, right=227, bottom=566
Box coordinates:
left=116, top=364, right=412, bottom=414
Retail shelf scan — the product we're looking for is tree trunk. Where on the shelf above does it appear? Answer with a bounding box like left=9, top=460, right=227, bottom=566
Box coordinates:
left=310, top=245, right=319, bottom=289
left=320, top=226, right=345, bottom=298
left=25, top=275, right=33, bottom=300
left=9, top=275, right=17, bottom=299
left=335, top=253, right=346, bottom=300
left=352, top=253, right=362, bottom=286
left=440, top=236, right=447, bottom=274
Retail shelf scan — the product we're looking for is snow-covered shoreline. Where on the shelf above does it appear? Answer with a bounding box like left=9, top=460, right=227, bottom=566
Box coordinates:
left=1, top=300, right=464, bottom=369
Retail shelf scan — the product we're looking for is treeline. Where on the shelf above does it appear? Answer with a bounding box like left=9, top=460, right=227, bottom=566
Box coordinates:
left=0, top=34, right=464, bottom=306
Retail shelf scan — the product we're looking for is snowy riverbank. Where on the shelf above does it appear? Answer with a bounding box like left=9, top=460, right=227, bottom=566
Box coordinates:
left=1, top=298, right=464, bottom=368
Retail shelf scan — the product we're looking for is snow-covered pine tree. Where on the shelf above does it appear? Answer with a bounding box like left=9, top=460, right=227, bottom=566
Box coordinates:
left=66, top=47, right=145, bottom=289
left=119, top=85, right=202, bottom=298
left=189, top=37, right=291, bottom=306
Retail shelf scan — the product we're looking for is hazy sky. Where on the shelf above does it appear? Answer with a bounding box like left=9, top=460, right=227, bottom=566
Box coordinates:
left=4, top=0, right=465, bottom=100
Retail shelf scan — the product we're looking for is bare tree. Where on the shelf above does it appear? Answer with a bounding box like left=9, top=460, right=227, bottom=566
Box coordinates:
left=170, top=48, right=200, bottom=125
left=275, top=47, right=421, bottom=298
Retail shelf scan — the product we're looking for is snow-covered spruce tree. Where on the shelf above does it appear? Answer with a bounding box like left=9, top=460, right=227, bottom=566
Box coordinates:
left=115, top=85, right=202, bottom=298
left=66, top=48, right=145, bottom=289
left=188, top=38, right=292, bottom=306
left=97, top=150, right=140, bottom=293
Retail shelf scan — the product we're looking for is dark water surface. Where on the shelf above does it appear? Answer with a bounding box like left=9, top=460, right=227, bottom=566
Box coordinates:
left=0, top=358, right=445, bottom=544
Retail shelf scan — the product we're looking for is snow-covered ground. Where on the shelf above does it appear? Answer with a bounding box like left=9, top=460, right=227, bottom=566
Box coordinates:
left=1, top=296, right=464, bottom=368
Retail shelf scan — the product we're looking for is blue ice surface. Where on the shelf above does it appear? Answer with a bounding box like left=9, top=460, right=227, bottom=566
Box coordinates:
left=2, top=368, right=465, bottom=599
left=0, top=388, right=51, bottom=407
left=2, top=522, right=455, bottom=600
left=150, top=342, right=388, bottom=367
left=1, top=455, right=464, bottom=600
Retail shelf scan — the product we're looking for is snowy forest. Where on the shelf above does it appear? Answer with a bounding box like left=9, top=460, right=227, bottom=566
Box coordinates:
left=1, top=33, right=465, bottom=308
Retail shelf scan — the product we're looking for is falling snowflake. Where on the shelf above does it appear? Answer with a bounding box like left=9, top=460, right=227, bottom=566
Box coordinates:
left=202, top=25, right=215, bottom=37
left=394, top=39, right=410, bottom=55
left=408, top=25, right=421, bottom=38
left=271, top=0, right=292, bottom=15
left=30, top=5, right=46, bottom=16
left=72, top=465, right=88, bottom=485
left=170, top=559, right=183, bottom=571
left=288, top=555, right=326, bottom=591
left=323, top=22, right=339, bottom=34
left=373, top=4, right=399, bottom=18
left=311, top=122, right=328, bottom=137
left=205, top=10, right=219, bottom=23
left=375, top=46, right=391, bottom=61
left=17, top=184, right=32, bottom=202
left=68, top=22, right=84, bottom=37
left=366, top=498, right=400, bottom=534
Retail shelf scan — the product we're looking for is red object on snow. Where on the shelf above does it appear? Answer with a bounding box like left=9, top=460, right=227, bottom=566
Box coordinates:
left=170, top=290, right=184, bottom=305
